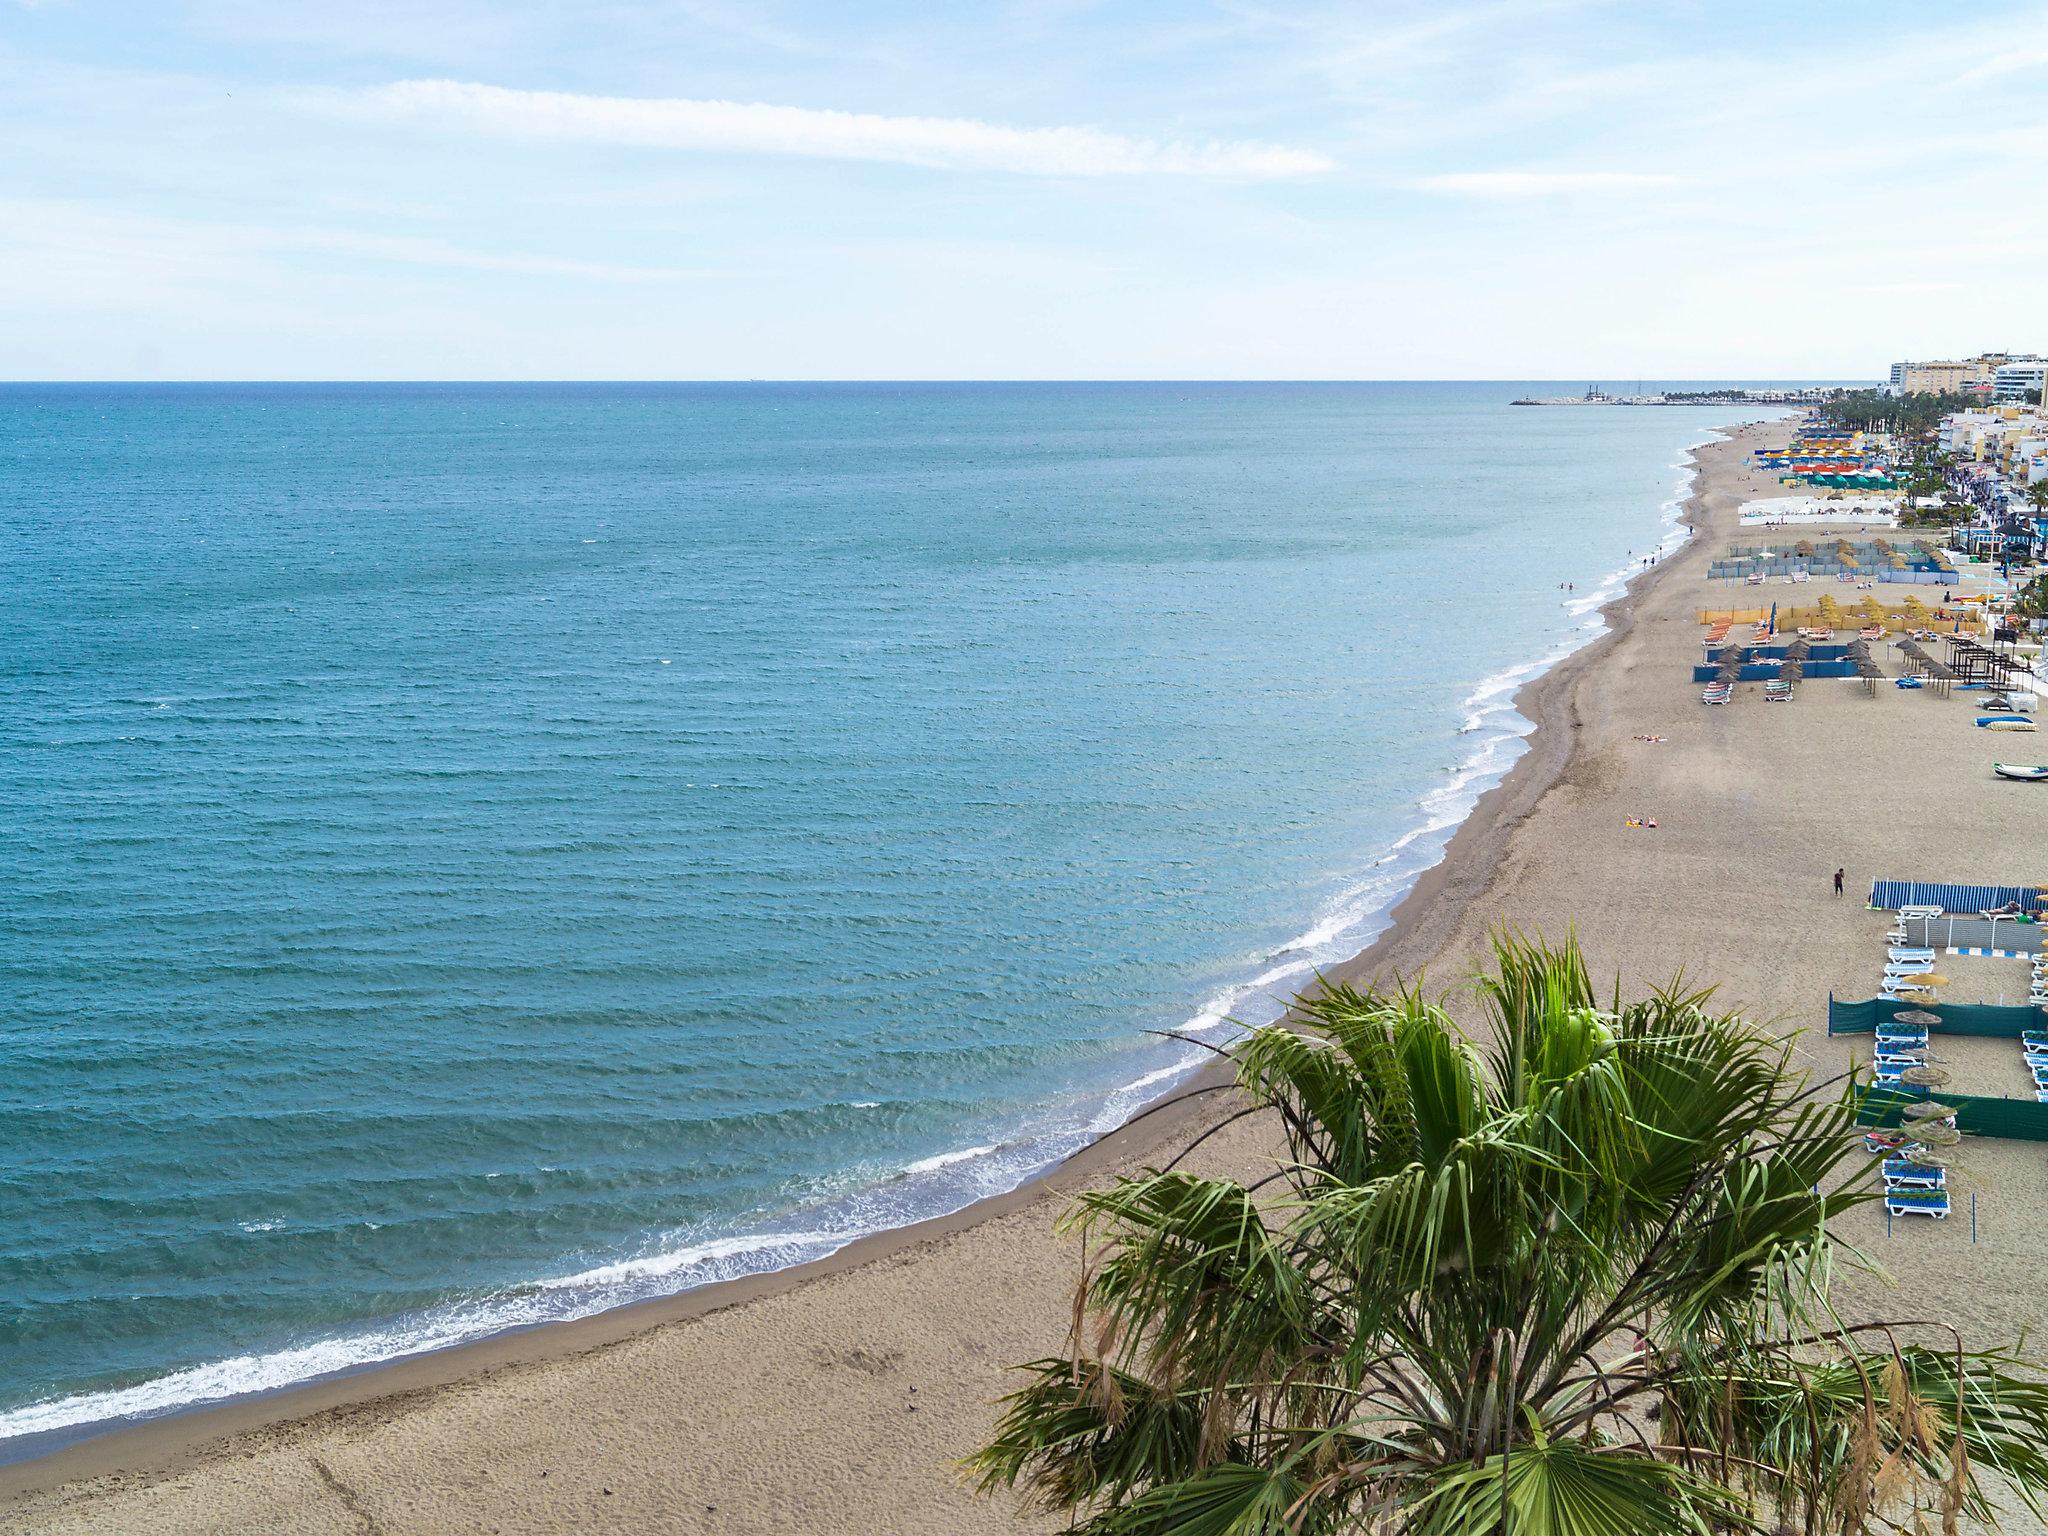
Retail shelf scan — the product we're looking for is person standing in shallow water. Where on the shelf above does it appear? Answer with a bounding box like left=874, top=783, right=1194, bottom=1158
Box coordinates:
left=1834, top=868, right=1845, bottom=898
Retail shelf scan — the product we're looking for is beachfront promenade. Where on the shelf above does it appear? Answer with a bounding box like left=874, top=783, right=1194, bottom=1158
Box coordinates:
left=8, top=418, right=2048, bottom=1534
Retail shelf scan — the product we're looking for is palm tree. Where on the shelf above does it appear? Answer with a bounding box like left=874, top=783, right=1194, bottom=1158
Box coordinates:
left=974, top=937, right=2048, bottom=1535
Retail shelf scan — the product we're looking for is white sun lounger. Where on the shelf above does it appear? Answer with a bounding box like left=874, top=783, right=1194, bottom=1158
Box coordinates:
left=1885, top=1192, right=1951, bottom=1220
left=1883, top=1162, right=1945, bottom=1190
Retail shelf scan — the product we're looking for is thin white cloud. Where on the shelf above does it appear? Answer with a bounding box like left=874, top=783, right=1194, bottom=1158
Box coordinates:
left=1411, top=171, right=1681, bottom=197
left=315, top=78, right=1336, bottom=178
left=0, top=198, right=691, bottom=291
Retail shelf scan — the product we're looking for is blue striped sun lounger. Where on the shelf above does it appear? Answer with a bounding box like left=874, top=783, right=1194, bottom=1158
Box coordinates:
left=1882, top=1160, right=1945, bottom=1189
left=1886, top=1191, right=1951, bottom=1220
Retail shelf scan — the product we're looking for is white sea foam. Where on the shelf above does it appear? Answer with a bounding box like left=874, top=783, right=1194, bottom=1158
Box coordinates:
left=900, top=1144, right=999, bottom=1176
left=1, top=421, right=1778, bottom=1456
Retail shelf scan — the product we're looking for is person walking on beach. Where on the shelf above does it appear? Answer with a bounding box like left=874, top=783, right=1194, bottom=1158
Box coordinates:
left=1833, top=868, right=1845, bottom=898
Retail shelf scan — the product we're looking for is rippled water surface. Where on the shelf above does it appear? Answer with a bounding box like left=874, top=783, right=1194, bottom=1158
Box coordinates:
left=0, top=382, right=1773, bottom=1449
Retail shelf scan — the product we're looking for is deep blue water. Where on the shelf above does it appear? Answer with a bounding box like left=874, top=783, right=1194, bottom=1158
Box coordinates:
left=0, top=382, right=1780, bottom=1450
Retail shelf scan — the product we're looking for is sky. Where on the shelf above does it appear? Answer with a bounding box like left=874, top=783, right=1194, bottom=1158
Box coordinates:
left=4, top=0, right=2047, bottom=380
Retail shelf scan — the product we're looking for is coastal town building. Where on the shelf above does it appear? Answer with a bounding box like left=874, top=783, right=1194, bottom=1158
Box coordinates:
left=1994, top=359, right=2048, bottom=405
left=1884, top=352, right=2037, bottom=397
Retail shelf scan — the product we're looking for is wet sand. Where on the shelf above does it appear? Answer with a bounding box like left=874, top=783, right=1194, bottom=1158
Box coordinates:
left=11, top=418, right=2047, bottom=1534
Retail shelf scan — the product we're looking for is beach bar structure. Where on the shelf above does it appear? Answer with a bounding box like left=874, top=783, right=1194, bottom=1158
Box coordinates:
left=1945, top=635, right=2028, bottom=688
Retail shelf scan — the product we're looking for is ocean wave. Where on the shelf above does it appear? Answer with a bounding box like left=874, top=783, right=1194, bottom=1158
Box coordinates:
left=899, top=1144, right=999, bottom=1176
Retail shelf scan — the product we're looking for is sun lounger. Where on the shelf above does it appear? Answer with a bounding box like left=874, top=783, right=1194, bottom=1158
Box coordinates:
left=1887, top=948, right=1936, bottom=961
left=1885, top=1190, right=1951, bottom=1220
left=1883, top=1161, right=1945, bottom=1189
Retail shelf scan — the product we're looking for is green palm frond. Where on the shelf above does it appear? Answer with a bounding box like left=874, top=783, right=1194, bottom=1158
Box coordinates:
left=974, top=933, right=2048, bottom=1535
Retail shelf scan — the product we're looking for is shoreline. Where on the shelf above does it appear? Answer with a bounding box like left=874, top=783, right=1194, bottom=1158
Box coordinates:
left=0, top=418, right=1769, bottom=1509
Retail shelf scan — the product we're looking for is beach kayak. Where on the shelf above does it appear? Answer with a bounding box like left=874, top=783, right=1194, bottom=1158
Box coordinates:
left=1994, top=763, right=2048, bottom=781
left=1977, top=716, right=2037, bottom=730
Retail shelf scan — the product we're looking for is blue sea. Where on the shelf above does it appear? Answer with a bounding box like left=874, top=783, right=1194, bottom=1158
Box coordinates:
left=0, top=382, right=1784, bottom=1454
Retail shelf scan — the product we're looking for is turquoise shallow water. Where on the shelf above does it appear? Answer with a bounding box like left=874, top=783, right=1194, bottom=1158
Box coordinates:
left=0, top=382, right=1778, bottom=1451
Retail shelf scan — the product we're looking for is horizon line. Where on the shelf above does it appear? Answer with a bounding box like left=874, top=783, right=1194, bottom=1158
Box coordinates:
left=0, top=376, right=1871, bottom=387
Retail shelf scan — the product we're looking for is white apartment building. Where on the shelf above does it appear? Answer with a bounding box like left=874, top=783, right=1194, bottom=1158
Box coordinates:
left=1995, top=359, right=2048, bottom=404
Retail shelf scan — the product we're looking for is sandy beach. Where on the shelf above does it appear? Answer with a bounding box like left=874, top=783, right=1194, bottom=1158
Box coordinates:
left=10, top=416, right=2048, bottom=1534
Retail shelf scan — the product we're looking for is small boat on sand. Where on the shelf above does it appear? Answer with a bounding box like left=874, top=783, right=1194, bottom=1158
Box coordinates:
left=1994, top=763, right=2048, bottom=781
left=1977, top=716, right=2037, bottom=731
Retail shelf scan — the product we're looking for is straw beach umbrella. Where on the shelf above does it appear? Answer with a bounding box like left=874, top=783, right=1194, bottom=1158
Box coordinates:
left=1901, top=1098, right=1959, bottom=1122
